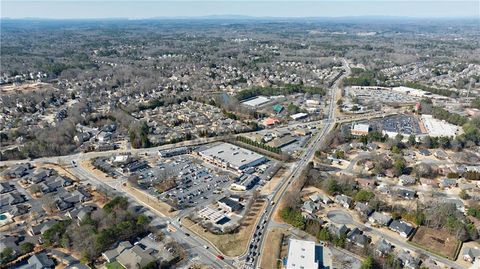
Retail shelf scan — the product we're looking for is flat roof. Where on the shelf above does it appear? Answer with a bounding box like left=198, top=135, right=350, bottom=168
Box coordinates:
left=199, top=142, right=266, bottom=169
left=352, top=123, right=369, bottom=132
left=286, top=238, right=319, bottom=269
left=421, top=115, right=459, bottom=137
left=242, top=96, right=270, bottom=107
left=290, top=113, right=308, bottom=120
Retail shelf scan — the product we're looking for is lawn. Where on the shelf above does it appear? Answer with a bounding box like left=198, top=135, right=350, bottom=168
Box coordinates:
left=106, top=261, right=124, bottom=269
left=410, top=226, right=461, bottom=260
left=259, top=228, right=286, bottom=269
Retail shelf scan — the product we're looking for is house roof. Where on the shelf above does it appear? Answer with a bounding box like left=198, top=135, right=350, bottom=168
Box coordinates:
left=463, top=247, right=480, bottom=258
left=116, top=245, right=155, bottom=269
left=389, top=220, right=414, bottom=236
left=20, top=252, right=55, bottom=269
left=369, top=212, right=392, bottom=225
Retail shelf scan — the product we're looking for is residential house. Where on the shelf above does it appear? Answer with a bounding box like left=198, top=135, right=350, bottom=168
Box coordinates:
left=0, top=235, right=20, bottom=257
left=389, top=220, right=415, bottom=238
left=375, top=239, right=393, bottom=257
left=301, top=200, right=319, bottom=215
left=55, top=198, right=74, bottom=211
left=355, top=202, right=374, bottom=217
left=28, top=220, right=59, bottom=236
left=19, top=252, right=55, bottom=269
left=368, top=212, right=392, bottom=227
left=328, top=224, right=349, bottom=237
left=356, top=178, right=375, bottom=189
left=116, top=245, right=156, bottom=269
left=398, top=251, right=421, bottom=269
left=309, top=192, right=332, bottom=204
left=3, top=192, right=26, bottom=205
left=418, top=149, right=431, bottom=156
left=10, top=204, right=30, bottom=217
left=346, top=228, right=371, bottom=248
left=28, top=168, right=53, bottom=184
left=463, top=247, right=480, bottom=263
left=366, top=143, right=379, bottom=151
left=434, top=150, right=448, bottom=160
left=102, top=241, right=133, bottom=263
left=398, top=175, right=416, bottom=186
left=335, top=195, right=353, bottom=208
left=0, top=182, right=15, bottom=193
left=440, top=178, right=457, bottom=188
left=445, top=198, right=465, bottom=213
left=395, top=188, right=416, bottom=200
left=6, top=163, right=31, bottom=178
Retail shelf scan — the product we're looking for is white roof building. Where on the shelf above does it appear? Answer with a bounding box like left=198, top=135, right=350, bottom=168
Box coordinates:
left=198, top=143, right=266, bottom=172
left=420, top=115, right=459, bottom=137
left=290, top=113, right=308, bottom=120
left=351, top=123, right=370, bottom=136
left=242, top=96, right=270, bottom=107
left=286, top=239, right=319, bottom=269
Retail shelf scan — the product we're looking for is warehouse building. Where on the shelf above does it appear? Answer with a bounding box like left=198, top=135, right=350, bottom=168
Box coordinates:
left=198, top=143, right=267, bottom=172
left=285, top=238, right=332, bottom=269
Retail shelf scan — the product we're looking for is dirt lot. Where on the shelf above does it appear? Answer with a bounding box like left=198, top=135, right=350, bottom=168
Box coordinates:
left=411, top=226, right=461, bottom=260
left=183, top=199, right=267, bottom=257
left=260, top=167, right=287, bottom=195
left=259, top=228, right=287, bottom=269
left=0, top=82, right=56, bottom=93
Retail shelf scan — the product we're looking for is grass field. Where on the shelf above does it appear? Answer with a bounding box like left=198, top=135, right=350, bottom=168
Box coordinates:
left=259, top=228, right=286, bottom=269
left=411, top=226, right=461, bottom=260
left=183, top=199, right=266, bottom=257
left=106, top=261, right=124, bottom=269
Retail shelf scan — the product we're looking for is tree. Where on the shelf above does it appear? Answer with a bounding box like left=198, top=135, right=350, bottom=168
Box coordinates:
left=355, top=190, right=375, bottom=202
left=459, top=190, right=470, bottom=200
left=318, top=227, right=331, bottom=241
left=360, top=256, right=374, bottom=269
left=408, top=134, right=416, bottom=146
left=393, top=157, right=406, bottom=176
left=0, top=247, right=14, bottom=264
left=19, top=242, right=34, bottom=254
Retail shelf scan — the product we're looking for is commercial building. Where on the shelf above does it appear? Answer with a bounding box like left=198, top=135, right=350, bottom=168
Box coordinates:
left=420, top=114, right=459, bottom=137
left=285, top=238, right=332, bottom=269
left=218, top=197, right=243, bottom=212
left=197, top=143, right=267, bottom=172
left=158, top=146, right=190, bottom=157
left=290, top=113, right=308, bottom=121
left=351, top=123, right=370, bottom=136
left=242, top=96, right=270, bottom=107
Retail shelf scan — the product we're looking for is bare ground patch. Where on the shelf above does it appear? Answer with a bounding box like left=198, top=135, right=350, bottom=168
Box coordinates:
left=259, top=228, right=287, bottom=269
left=410, top=226, right=461, bottom=260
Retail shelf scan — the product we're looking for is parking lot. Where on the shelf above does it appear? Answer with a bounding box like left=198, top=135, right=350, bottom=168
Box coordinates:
left=135, top=156, right=233, bottom=209
left=377, top=115, right=422, bottom=135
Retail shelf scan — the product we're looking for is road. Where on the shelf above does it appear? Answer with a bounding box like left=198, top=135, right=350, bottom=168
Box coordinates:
left=68, top=160, right=236, bottom=269
left=250, top=58, right=350, bottom=268
left=326, top=209, right=465, bottom=269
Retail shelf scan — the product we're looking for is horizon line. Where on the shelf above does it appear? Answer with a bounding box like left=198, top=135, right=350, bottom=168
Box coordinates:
left=2, top=15, right=479, bottom=20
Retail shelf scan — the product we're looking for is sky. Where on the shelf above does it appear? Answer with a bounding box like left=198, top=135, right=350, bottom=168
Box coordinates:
left=1, top=1, right=479, bottom=19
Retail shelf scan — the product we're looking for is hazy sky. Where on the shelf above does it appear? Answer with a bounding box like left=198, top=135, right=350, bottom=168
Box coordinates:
left=1, top=1, right=479, bottom=19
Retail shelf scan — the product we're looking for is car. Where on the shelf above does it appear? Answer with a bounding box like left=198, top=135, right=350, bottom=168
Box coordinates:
left=216, top=255, right=224, bottom=260
left=204, top=245, right=209, bottom=249
left=185, top=233, right=190, bottom=236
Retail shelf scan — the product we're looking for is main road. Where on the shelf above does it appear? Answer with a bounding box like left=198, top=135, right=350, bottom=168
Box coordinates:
left=250, top=58, right=349, bottom=268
